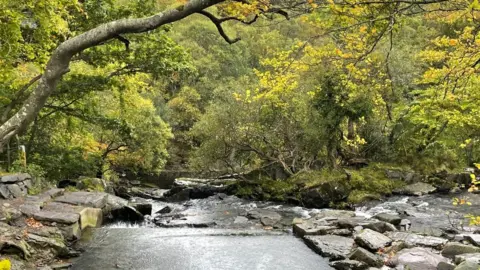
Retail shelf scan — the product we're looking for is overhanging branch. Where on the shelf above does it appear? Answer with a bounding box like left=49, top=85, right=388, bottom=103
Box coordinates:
left=197, top=10, right=241, bottom=44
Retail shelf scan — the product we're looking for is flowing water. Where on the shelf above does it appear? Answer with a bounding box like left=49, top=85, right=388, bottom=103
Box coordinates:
left=73, top=196, right=333, bottom=270
left=72, top=191, right=480, bottom=269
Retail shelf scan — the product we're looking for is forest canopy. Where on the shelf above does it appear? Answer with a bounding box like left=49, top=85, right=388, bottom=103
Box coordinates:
left=0, top=0, right=479, bottom=185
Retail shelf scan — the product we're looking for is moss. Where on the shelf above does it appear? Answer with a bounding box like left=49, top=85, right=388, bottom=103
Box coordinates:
left=65, top=186, right=79, bottom=192
left=78, top=178, right=104, bottom=192
left=347, top=190, right=381, bottom=204
left=291, top=169, right=347, bottom=188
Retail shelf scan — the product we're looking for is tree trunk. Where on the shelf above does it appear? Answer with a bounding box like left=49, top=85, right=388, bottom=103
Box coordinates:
left=0, top=0, right=224, bottom=150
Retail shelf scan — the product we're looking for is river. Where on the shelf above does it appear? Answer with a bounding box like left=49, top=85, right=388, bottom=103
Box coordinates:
left=71, top=191, right=480, bottom=269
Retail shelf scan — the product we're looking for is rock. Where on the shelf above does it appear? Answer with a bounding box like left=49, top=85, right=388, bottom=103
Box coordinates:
left=33, top=211, right=79, bottom=224
left=330, top=260, right=368, bottom=270
left=293, top=221, right=337, bottom=237
left=330, top=229, right=353, bottom=236
left=76, top=177, right=105, bottom=192
left=374, top=213, right=402, bottom=226
left=78, top=208, right=103, bottom=229
left=386, top=232, right=447, bottom=250
left=50, top=263, right=73, bottom=270
left=128, top=199, right=152, bottom=216
left=234, top=216, right=249, bottom=224
left=303, top=235, right=355, bottom=260
left=26, top=233, right=66, bottom=254
left=0, top=173, right=31, bottom=183
left=105, top=194, right=128, bottom=212
left=363, top=221, right=397, bottom=233
left=441, top=243, right=480, bottom=259
left=355, top=229, right=392, bottom=251
left=349, top=247, right=383, bottom=267
left=156, top=206, right=173, bottom=214
left=338, top=217, right=371, bottom=229
left=300, top=181, right=350, bottom=208
left=455, top=253, right=480, bottom=264
left=391, top=247, right=448, bottom=270
left=464, top=235, right=480, bottom=247
left=437, top=262, right=456, bottom=270
left=247, top=209, right=282, bottom=224
left=55, top=192, right=108, bottom=209
left=111, top=205, right=143, bottom=222
left=454, top=261, right=480, bottom=270
left=164, top=188, right=191, bottom=202
left=314, top=210, right=356, bottom=219
left=393, top=182, right=437, bottom=196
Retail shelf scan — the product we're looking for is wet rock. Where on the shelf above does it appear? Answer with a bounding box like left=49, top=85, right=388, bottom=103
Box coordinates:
left=337, top=217, right=371, bottom=229
left=247, top=209, right=281, bottom=223
left=303, top=235, right=355, bottom=260
left=393, top=182, right=437, bottom=196
left=464, top=235, right=480, bottom=247
left=55, top=192, right=108, bottom=209
left=293, top=220, right=337, bottom=237
left=441, top=243, right=480, bottom=259
left=111, top=205, right=144, bottom=222
left=156, top=206, right=173, bottom=214
left=386, top=232, right=447, bottom=250
left=128, top=198, right=152, bottom=216
left=437, top=262, right=456, bottom=270
left=391, top=247, right=448, bottom=270
left=234, top=216, right=249, bottom=224
left=165, top=188, right=191, bottom=202
left=349, top=247, right=383, bottom=267
left=330, top=259, right=368, bottom=270
left=363, top=221, right=397, bottom=233
left=399, top=219, right=411, bottom=231
left=455, top=253, right=480, bottom=264
left=355, top=229, right=392, bottom=251
left=374, top=213, right=402, bottom=226
left=454, top=261, right=480, bottom=270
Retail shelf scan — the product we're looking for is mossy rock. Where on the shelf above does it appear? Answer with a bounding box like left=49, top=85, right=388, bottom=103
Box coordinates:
left=76, top=177, right=104, bottom=192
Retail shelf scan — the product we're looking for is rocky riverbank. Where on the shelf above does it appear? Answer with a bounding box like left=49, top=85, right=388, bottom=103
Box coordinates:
left=0, top=174, right=153, bottom=269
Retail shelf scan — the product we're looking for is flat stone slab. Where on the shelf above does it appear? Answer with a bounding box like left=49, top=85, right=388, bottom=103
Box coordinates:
left=386, top=231, right=448, bottom=250
left=304, top=235, right=355, bottom=260
left=33, top=210, right=79, bottom=224
left=355, top=228, right=392, bottom=251
left=393, top=182, right=437, bottom=196
left=0, top=173, right=31, bottom=183
left=293, top=221, right=337, bottom=237
left=55, top=192, right=107, bottom=209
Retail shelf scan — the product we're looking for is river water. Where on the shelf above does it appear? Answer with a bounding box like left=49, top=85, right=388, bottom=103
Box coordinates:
left=71, top=191, right=480, bottom=269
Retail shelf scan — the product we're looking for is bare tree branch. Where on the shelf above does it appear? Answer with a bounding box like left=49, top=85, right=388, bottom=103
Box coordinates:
left=197, top=10, right=241, bottom=44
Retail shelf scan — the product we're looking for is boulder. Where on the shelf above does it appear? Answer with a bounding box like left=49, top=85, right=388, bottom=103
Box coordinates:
left=246, top=209, right=282, bottom=226
left=455, top=253, right=480, bottom=264
left=128, top=198, right=152, bottom=216
left=293, top=220, right=337, bottom=237
left=393, top=182, right=437, bottom=196
left=441, top=243, right=480, bottom=259
left=374, top=213, right=402, bottom=226
left=464, top=235, right=480, bottom=247
left=111, top=205, right=143, bottom=222
left=391, top=247, right=448, bottom=270
left=437, top=262, right=456, bottom=270
left=349, top=247, right=383, bottom=267
left=303, top=235, right=355, bottom=260
left=386, top=232, right=447, bottom=250
left=0, top=173, right=31, bottom=183
left=355, top=229, right=392, bottom=251
left=363, top=221, right=397, bottom=233
left=76, top=177, right=105, bottom=192
left=454, top=261, right=480, bottom=270
left=300, top=181, right=350, bottom=208
left=330, top=260, right=368, bottom=270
